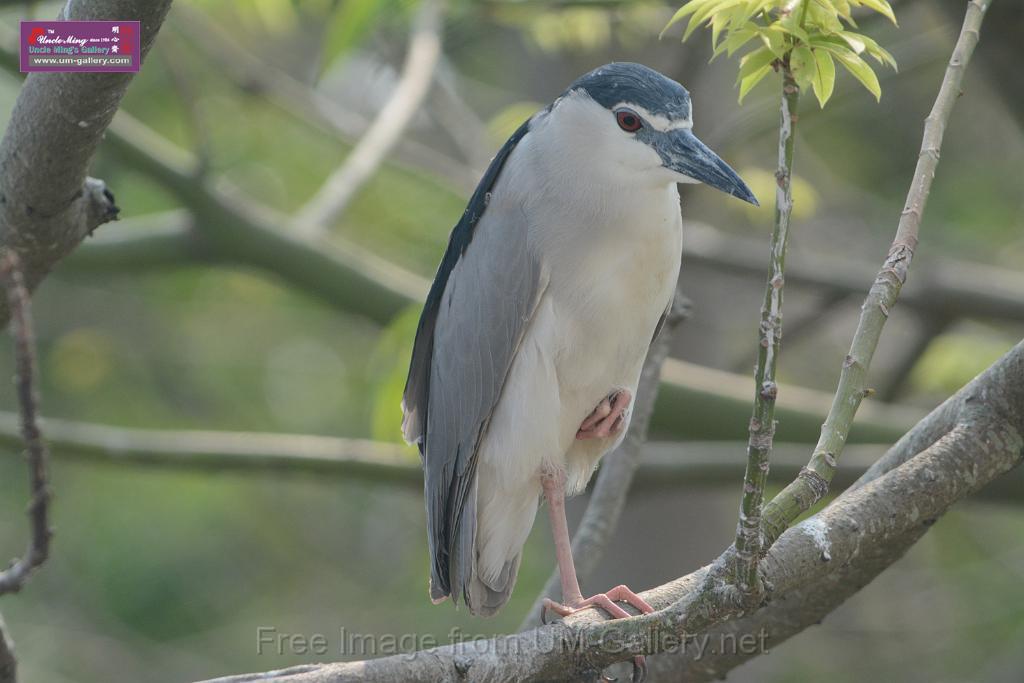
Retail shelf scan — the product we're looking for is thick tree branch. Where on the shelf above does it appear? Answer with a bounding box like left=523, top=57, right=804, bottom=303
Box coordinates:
left=760, top=0, right=992, bottom=546
left=0, top=0, right=174, bottom=327
left=647, top=336, right=1024, bottom=681
left=197, top=341, right=1024, bottom=683
left=296, top=0, right=445, bottom=234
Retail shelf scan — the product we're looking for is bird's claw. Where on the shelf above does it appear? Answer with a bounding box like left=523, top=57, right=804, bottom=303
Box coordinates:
left=543, top=586, right=652, bottom=683
left=577, top=389, right=632, bottom=440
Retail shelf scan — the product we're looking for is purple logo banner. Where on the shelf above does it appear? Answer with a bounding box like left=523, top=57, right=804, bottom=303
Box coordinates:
left=20, top=20, right=140, bottom=73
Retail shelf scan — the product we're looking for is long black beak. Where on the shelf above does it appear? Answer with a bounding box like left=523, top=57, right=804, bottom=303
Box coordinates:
left=661, top=129, right=758, bottom=206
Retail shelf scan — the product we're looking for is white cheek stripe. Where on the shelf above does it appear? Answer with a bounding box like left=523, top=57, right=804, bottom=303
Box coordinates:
left=612, top=102, right=693, bottom=131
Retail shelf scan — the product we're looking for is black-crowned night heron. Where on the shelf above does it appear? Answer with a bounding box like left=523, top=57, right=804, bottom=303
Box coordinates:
left=403, top=61, right=756, bottom=642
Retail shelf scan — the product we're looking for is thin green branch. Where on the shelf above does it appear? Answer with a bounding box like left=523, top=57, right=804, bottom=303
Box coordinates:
left=761, top=0, right=993, bottom=546
left=733, top=63, right=800, bottom=594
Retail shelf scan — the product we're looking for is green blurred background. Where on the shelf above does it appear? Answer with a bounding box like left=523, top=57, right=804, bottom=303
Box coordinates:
left=0, top=1, right=1022, bottom=681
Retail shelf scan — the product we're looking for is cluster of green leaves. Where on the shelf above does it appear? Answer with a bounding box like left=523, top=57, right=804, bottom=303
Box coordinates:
left=664, top=0, right=897, bottom=107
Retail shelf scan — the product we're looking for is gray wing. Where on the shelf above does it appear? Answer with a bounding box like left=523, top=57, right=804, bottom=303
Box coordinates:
left=402, top=119, right=545, bottom=608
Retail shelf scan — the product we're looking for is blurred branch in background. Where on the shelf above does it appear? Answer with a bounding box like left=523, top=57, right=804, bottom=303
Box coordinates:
left=0, top=252, right=52, bottom=683
left=683, top=220, right=1024, bottom=323
left=296, top=0, right=445, bottom=235
left=102, top=113, right=429, bottom=324
left=168, top=3, right=477, bottom=193
left=14, top=411, right=1020, bottom=501
left=0, top=0, right=174, bottom=327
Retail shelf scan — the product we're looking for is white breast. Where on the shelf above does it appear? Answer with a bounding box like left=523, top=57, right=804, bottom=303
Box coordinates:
left=498, top=104, right=684, bottom=489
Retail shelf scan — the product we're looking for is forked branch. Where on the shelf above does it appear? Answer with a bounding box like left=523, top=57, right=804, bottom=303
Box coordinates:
left=761, top=0, right=993, bottom=545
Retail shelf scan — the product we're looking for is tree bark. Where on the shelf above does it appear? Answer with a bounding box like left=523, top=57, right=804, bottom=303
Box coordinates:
left=0, top=0, right=174, bottom=326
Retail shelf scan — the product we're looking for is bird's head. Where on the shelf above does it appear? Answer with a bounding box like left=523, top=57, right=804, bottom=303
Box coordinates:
left=548, top=62, right=758, bottom=205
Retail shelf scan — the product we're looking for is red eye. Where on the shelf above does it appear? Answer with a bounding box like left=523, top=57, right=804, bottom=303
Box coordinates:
left=616, top=110, right=642, bottom=132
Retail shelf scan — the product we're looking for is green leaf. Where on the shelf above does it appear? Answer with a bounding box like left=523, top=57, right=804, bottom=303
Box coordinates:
left=833, top=0, right=854, bottom=21
left=838, top=30, right=866, bottom=53
left=711, top=12, right=727, bottom=47
left=757, top=24, right=787, bottom=57
left=811, top=47, right=835, bottom=106
left=857, top=0, right=897, bottom=25
left=738, top=63, right=773, bottom=102
left=790, top=44, right=816, bottom=90
left=770, top=21, right=810, bottom=46
left=834, top=50, right=882, bottom=100
left=736, top=45, right=777, bottom=83
left=684, top=0, right=747, bottom=41
left=806, top=0, right=844, bottom=32
left=663, top=0, right=711, bottom=35
left=717, top=24, right=758, bottom=57
left=854, top=32, right=898, bottom=69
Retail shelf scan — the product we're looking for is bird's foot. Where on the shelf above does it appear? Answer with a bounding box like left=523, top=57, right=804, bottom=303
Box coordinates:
left=576, top=389, right=632, bottom=440
left=542, top=585, right=653, bottom=683
left=542, top=583, right=653, bottom=619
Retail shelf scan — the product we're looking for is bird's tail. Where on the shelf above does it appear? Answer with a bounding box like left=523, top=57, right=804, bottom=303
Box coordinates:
left=432, top=477, right=536, bottom=617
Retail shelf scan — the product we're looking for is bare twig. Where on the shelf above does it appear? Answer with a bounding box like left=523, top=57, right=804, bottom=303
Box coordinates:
left=734, top=61, right=801, bottom=595
left=521, top=291, right=691, bottom=628
left=760, top=0, right=992, bottom=547
left=0, top=252, right=52, bottom=595
left=297, top=0, right=445, bottom=233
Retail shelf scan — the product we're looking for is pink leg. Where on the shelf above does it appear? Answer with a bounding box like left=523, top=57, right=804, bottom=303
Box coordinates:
left=577, top=389, right=632, bottom=440
left=540, top=471, right=653, bottom=681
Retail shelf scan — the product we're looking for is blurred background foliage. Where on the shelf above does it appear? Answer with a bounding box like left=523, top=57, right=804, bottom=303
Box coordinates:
left=0, top=0, right=1022, bottom=681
